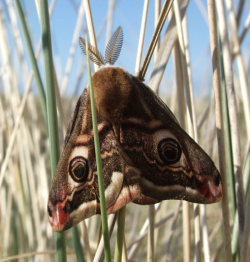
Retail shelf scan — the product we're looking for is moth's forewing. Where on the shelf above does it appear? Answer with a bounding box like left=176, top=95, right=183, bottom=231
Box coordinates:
left=48, top=90, right=131, bottom=231
left=117, top=74, right=222, bottom=205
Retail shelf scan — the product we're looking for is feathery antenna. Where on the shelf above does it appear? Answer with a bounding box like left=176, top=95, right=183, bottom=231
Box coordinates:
left=105, top=26, right=123, bottom=65
left=79, top=37, right=105, bottom=66
left=79, top=26, right=123, bottom=66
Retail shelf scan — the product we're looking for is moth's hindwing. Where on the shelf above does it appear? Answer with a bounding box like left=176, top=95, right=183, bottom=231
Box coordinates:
left=48, top=67, right=222, bottom=232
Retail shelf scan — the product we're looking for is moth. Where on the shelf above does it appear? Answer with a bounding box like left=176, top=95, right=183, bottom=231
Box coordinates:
left=48, top=27, right=222, bottom=232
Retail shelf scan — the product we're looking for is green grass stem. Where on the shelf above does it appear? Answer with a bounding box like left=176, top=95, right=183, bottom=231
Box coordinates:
left=114, top=207, right=126, bottom=262
left=219, top=45, right=239, bottom=260
left=221, top=73, right=236, bottom=216
left=72, top=226, right=86, bottom=262
left=232, top=149, right=250, bottom=259
left=39, top=1, right=66, bottom=261
left=86, top=41, right=111, bottom=262
left=14, top=0, right=47, bottom=122
left=243, top=149, right=250, bottom=196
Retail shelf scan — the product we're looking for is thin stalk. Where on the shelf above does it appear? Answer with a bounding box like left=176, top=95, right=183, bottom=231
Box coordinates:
left=148, top=2, right=160, bottom=257
left=138, top=0, right=174, bottom=80
left=72, top=226, right=85, bottom=262
left=122, top=238, right=128, bottom=262
left=128, top=209, right=175, bottom=249
left=220, top=44, right=236, bottom=260
left=36, top=2, right=83, bottom=259
left=165, top=202, right=182, bottom=259
left=239, top=12, right=250, bottom=44
left=225, top=0, right=250, bottom=142
left=243, top=149, right=250, bottom=195
left=174, top=2, right=201, bottom=260
left=236, top=0, right=246, bottom=26
left=114, top=207, right=126, bottom=262
left=61, top=0, right=85, bottom=93
left=106, top=0, right=115, bottom=45
left=173, top=0, right=197, bottom=138
left=84, top=0, right=99, bottom=71
left=154, top=0, right=161, bottom=60
left=14, top=0, right=47, bottom=121
left=174, top=41, right=191, bottom=262
left=241, top=150, right=250, bottom=258
left=128, top=204, right=164, bottom=260
left=0, top=74, right=32, bottom=188
left=86, top=42, right=111, bottom=262
left=149, top=0, right=189, bottom=92
left=39, top=0, right=59, bottom=184
left=82, top=220, right=93, bottom=262
left=93, top=214, right=116, bottom=262
left=135, top=0, right=150, bottom=75
left=200, top=205, right=210, bottom=262
left=216, top=1, right=245, bottom=241
left=207, top=0, right=233, bottom=261
left=39, top=0, right=66, bottom=261
left=232, top=149, right=250, bottom=259
left=220, top=56, right=236, bottom=215
left=147, top=205, right=155, bottom=262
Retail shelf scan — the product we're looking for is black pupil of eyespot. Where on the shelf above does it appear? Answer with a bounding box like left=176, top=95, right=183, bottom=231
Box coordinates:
left=74, top=164, right=86, bottom=179
left=158, top=138, right=181, bottom=164
left=69, top=157, right=88, bottom=182
left=164, top=146, right=178, bottom=160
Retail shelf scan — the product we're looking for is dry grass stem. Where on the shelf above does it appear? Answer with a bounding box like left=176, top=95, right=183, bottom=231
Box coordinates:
left=83, top=0, right=99, bottom=71
left=138, top=0, right=175, bottom=80
left=207, top=0, right=233, bottom=261
left=216, top=3, right=245, bottom=258
left=135, top=0, right=150, bottom=75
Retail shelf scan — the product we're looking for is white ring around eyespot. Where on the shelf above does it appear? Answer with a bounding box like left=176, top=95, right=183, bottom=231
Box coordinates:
left=68, top=146, right=89, bottom=188
left=70, top=146, right=88, bottom=159
left=153, top=129, right=177, bottom=143
left=152, top=129, right=184, bottom=166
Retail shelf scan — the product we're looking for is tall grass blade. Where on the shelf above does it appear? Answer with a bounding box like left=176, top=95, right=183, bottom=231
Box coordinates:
left=147, top=205, right=155, bottom=262
left=61, top=0, right=85, bottom=93
left=0, top=75, right=31, bottom=188
left=135, top=0, right=150, bottom=75
left=241, top=150, right=250, bottom=259
left=39, top=0, right=67, bottom=261
left=72, top=226, right=86, bottom=262
left=174, top=41, right=191, bottom=262
left=216, top=0, right=245, bottom=232
left=14, top=0, right=47, bottom=122
left=225, top=0, right=250, bottom=142
left=86, top=40, right=112, bottom=262
left=83, top=0, right=99, bottom=71
left=207, top=0, right=233, bottom=261
left=114, top=207, right=126, bottom=262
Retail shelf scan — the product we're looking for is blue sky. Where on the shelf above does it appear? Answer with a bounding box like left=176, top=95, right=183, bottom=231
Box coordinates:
left=18, top=0, right=250, bottom=96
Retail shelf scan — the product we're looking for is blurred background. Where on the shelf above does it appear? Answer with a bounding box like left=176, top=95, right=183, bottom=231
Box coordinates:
left=0, top=0, right=249, bottom=261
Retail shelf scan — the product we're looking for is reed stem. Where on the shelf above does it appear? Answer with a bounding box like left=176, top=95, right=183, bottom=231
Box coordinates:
left=39, top=0, right=67, bottom=261
left=86, top=41, right=111, bottom=262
